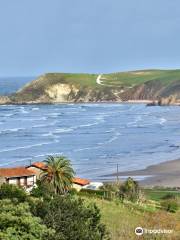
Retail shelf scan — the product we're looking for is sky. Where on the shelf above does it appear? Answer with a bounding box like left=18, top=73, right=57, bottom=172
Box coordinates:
left=0, top=0, right=180, bottom=77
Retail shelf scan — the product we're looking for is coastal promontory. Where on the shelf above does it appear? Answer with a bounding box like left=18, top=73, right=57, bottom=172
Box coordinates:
left=1, top=69, right=180, bottom=104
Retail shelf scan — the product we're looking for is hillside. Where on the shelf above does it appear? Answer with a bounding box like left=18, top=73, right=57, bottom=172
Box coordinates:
left=1, top=69, right=180, bottom=104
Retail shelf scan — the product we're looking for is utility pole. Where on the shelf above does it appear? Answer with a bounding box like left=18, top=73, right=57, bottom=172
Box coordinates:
left=116, top=163, right=119, bottom=183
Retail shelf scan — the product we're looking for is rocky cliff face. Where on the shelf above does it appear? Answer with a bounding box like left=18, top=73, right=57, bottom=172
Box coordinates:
left=0, top=96, right=11, bottom=104
left=6, top=81, right=121, bottom=104
left=1, top=72, right=180, bottom=104
left=121, top=79, right=180, bottom=101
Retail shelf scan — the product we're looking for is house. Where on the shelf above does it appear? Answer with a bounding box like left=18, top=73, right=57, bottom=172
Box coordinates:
left=27, top=162, right=90, bottom=190
left=26, top=162, right=47, bottom=179
left=82, top=182, right=103, bottom=190
left=72, top=177, right=90, bottom=191
left=0, top=167, right=36, bottom=187
left=0, top=161, right=91, bottom=191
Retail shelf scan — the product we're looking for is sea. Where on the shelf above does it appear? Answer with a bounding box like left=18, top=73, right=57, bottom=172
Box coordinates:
left=0, top=77, right=180, bottom=181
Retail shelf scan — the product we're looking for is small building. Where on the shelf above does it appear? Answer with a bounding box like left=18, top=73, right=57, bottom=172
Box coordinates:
left=26, top=162, right=47, bottom=179
left=82, top=182, right=103, bottom=190
left=28, top=162, right=90, bottom=191
left=0, top=161, right=91, bottom=191
left=72, top=177, right=90, bottom=191
left=0, top=167, right=36, bottom=187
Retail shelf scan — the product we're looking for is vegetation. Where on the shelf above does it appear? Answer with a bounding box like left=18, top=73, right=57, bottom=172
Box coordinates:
left=104, top=69, right=180, bottom=87
left=35, top=195, right=109, bottom=240
left=0, top=156, right=180, bottom=239
left=119, top=177, right=140, bottom=202
left=6, top=68, right=180, bottom=103
left=161, top=199, right=179, bottom=213
left=143, top=188, right=180, bottom=201
left=0, top=199, right=55, bottom=240
left=0, top=183, right=27, bottom=202
left=21, top=69, right=180, bottom=90
left=40, top=155, right=75, bottom=195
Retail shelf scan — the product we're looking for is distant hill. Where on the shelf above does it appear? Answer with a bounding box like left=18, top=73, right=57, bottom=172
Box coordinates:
left=1, top=70, right=180, bottom=104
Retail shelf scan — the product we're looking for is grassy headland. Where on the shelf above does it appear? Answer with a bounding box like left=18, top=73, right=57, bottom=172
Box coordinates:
left=1, top=69, right=180, bottom=104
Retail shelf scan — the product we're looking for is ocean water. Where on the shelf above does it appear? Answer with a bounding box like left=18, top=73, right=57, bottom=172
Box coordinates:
left=0, top=77, right=34, bottom=95
left=0, top=103, right=180, bottom=180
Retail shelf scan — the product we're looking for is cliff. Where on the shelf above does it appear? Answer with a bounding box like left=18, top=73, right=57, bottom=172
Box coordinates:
left=1, top=70, right=180, bottom=104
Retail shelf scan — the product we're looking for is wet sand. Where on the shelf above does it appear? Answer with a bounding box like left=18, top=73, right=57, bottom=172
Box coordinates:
left=108, top=159, right=180, bottom=187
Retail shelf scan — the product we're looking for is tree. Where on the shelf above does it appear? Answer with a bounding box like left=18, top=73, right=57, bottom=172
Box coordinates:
left=35, top=195, right=109, bottom=240
left=119, top=177, right=140, bottom=202
left=30, top=180, right=52, bottom=199
left=0, top=199, right=55, bottom=240
left=0, top=183, right=27, bottom=202
left=40, top=156, right=75, bottom=195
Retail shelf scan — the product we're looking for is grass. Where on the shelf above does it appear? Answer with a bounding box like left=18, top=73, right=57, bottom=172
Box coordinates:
left=21, top=69, right=180, bottom=90
left=143, top=188, right=180, bottom=201
left=37, top=73, right=99, bottom=88
left=80, top=187, right=180, bottom=240
left=83, top=196, right=144, bottom=240
left=103, top=69, right=180, bottom=88
left=82, top=196, right=180, bottom=240
left=13, top=69, right=180, bottom=102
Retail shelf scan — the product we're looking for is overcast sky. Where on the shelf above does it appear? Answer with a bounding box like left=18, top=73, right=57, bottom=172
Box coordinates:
left=0, top=0, right=180, bottom=76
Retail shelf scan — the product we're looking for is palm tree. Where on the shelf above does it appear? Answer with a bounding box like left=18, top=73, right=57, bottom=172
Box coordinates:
left=40, top=155, right=75, bottom=195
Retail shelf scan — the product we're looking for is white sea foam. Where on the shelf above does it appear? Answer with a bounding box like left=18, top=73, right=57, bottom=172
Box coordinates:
left=32, top=121, right=57, bottom=128
left=54, top=127, right=74, bottom=133
left=0, top=140, right=59, bottom=153
left=42, top=132, right=54, bottom=137
left=19, top=107, right=29, bottom=114
left=0, top=128, right=26, bottom=134
left=160, top=118, right=167, bottom=125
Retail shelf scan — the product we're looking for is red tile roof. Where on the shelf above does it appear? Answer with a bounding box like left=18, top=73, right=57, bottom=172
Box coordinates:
left=30, top=162, right=47, bottom=170
left=0, top=167, right=36, bottom=178
left=29, top=162, right=90, bottom=186
left=73, top=177, right=90, bottom=186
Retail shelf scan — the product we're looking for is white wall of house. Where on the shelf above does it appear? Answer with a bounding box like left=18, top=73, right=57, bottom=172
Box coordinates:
left=8, top=178, right=17, bottom=185
left=0, top=177, right=6, bottom=185
left=27, top=175, right=36, bottom=186
left=72, top=183, right=83, bottom=191
left=26, top=167, right=42, bottom=179
left=20, top=177, right=26, bottom=186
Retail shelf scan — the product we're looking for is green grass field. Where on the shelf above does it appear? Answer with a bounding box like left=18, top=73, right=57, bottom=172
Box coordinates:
left=80, top=187, right=180, bottom=240
left=103, top=69, right=180, bottom=88
left=29, top=69, right=180, bottom=90
left=83, top=196, right=180, bottom=240
left=143, top=188, right=180, bottom=201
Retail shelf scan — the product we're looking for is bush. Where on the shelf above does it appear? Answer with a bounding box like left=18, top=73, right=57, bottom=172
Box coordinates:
left=79, top=188, right=105, bottom=198
left=0, top=199, right=55, bottom=240
left=162, top=193, right=176, bottom=200
left=0, top=183, right=27, bottom=202
left=100, top=182, right=121, bottom=193
left=161, top=199, right=179, bottom=213
left=30, top=180, right=52, bottom=199
left=119, top=177, right=140, bottom=202
left=35, top=195, right=109, bottom=240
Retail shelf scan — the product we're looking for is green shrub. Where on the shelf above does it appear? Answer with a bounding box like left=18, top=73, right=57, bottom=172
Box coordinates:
left=119, top=177, right=140, bottom=202
left=30, top=180, right=52, bottom=199
left=79, top=188, right=105, bottom=198
left=161, top=199, right=179, bottom=213
left=35, top=195, right=109, bottom=240
left=0, top=199, right=55, bottom=240
left=162, top=193, right=176, bottom=200
left=0, top=183, right=27, bottom=202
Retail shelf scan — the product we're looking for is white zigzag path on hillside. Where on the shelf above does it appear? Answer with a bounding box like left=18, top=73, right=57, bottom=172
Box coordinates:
left=96, top=74, right=123, bottom=100
left=96, top=74, right=103, bottom=85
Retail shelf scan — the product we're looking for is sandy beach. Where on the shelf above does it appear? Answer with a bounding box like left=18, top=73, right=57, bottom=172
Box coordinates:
left=108, top=159, right=180, bottom=187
